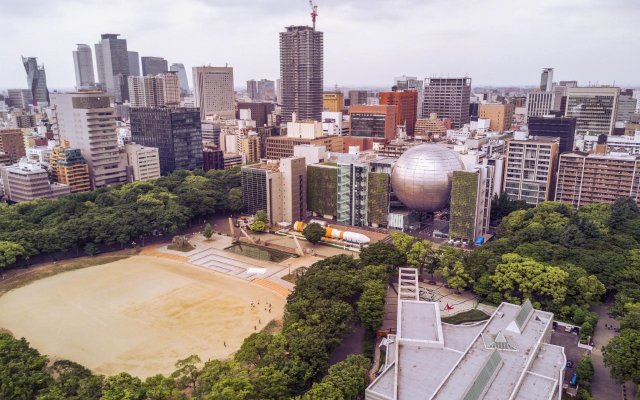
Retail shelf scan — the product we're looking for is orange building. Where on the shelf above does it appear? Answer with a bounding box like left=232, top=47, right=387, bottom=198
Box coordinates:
left=378, top=91, right=418, bottom=136
left=349, top=105, right=397, bottom=143
left=50, top=143, right=90, bottom=193
left=323, top=91, right=344, bottom=112
left=479, top=103, right=514, bottom=133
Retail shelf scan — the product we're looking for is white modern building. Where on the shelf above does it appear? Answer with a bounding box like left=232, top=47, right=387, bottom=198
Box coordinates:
left=128, top=73, right=180, bottom=107
left=576, top=131, right=640, bottom=155
left=192, top=66, right=235, bottom=120
left=525, top=91, right=554, bottom=123
left=366, top=268, right=565, bottom=400
left=286, top=120, right=323, bottom=139
left=124, top=143, right=161, bottom=182
left=0, top=158, right=70, bottom=202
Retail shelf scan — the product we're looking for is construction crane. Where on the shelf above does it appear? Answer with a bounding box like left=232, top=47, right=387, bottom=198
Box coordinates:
left=309, top=0, right=318, bottom=29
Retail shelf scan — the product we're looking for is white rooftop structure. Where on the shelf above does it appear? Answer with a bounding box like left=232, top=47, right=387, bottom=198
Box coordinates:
left=366, top=268, right=565, bottom=400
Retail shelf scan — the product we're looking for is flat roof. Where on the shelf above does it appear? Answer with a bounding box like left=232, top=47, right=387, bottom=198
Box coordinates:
left=399, top=301, right=439, bottom=342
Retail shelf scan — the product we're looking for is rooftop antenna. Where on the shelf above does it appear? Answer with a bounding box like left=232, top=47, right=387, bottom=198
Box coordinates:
left=309, top=0, right=318, bottom=29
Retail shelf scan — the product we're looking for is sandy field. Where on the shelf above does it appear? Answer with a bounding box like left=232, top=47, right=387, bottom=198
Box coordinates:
left=0, top=255, right=285, bottom=378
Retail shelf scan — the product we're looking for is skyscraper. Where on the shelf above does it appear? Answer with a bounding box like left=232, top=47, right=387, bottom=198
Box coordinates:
left=258, top=79, right=276, bottom=101
left=192, top=66, right=235, bottom=120
left=141, top=56, right=168, bottom=76
left=128, top=51, right=141, bottom=76
left=247, top=80, right=258, bottom=100
left=128, top=73, right=180, bottom=107
left=95, top=33, right=130, bottom=102
left=22, top=56, right=49, bottom=104
left=51, top=92, right=128, bottom=188
left=540, top=68, right=554, bottom=91
left=394, top=75, right=424, bottom=117
left=379, top=91, right=418, bottom=136
left=170, top=63, right=190, bottom=94
left=280, top=26, right=323, bottom=122
left=565, top=87, right=620, bottom=136
left=72, top=44, right=96, bottom=90
left=422, top=77, right=471, bottom=129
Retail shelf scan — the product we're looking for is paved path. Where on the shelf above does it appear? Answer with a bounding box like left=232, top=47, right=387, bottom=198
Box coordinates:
left=591, top=304, right=624, bottom=400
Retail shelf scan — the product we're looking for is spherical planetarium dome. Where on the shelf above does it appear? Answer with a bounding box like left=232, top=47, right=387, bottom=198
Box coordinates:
left=391, top=144, right=465, bottom=212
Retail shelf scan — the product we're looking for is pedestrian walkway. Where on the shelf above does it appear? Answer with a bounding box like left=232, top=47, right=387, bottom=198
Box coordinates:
left=590, top=304, right=624, bottom=399
left=139, top=246, right=188, bottom=262
left=252, top=278, right=291, bottom=298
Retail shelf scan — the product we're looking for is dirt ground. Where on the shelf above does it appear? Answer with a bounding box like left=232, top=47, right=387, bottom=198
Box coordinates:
left=0, top=255, right=285, bottom=378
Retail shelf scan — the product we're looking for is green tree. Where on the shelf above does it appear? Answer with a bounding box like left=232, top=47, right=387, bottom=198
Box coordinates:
left=83, top=242, right=98, bottom=257
left=171, top=354, right=201, bottom=390
left=389, top=231, right=415, bottom=254
left=574, top=275, right=606, bottom=306
left=609, top=196, right=639, bottom=230
left=225, top=187, right=244, bottom=212
left=440, top=261, right=473, bottom=292
left=203, top=223, right=213, bottom=240
left=302, top=223, right=326, bottom=244
left=621, top=303, right=640, bottom=331
left=143, top=374, right=185, bottom=400
left=603, top=329, right=640, bottom=383
left=407, top=240, right=437, bottom=277
left=576, top=356, right=594, bottom=391
left=101, top=373, right=144, bottom=400
left=490, top=191, right=532, bottom=223
left=0, top=333, right=52, bottom=400
left=357, top=280, right=387, bottom=332
left=249, top=220, right=267, bottom=232
left=359, top=242, right=405, bottom=268
left=251, top=366, right=290, bottom=400
left=491, top=253, right=569, bottom=305
left=0, top=240, right=26, bottom=269
left=255, top=210, right=269, bottom=224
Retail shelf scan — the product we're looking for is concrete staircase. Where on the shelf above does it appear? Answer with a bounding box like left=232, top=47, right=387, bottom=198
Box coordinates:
left=188, top=247, right=266, bottom=280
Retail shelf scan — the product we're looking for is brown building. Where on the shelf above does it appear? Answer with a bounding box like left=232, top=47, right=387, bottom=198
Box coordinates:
left=266, top=135, right=342, bottom=159
left=378, top=91, right=418, bottom=136
left=55, top=148, right=91, bottom=193
left=323, top=91, right=344, bottom=112
left=479, top=103, right=514, bottom=133
left=0, top=129, right=26, bottom=163
left=555, top=151, right=640, bottom=208
left=415, top=113, right=452, bottom=139
left=342, top=137, right=374, bottom=152
left=203, top=145, right=225, bottom=171
left=236, top=102, right=275, bottom=128
left=349, top=105, right=397, bottom=143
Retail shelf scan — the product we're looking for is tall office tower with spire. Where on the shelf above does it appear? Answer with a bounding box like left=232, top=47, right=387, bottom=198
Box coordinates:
left=422, top=77, right=471, bottom=128
left=72, top=44, right=96, bottom=90
left=279, top=25, right=323, bottom=122
left=192, top=66, right=235, bottom=120
left=128, top=51, right=140, bottom=76
left=170, top=63, right=190, bottom=94
left=21, top=56, right=49, bottom=104
left=94, top=33, right=130, bottom=102
left=540, top=68, right=554, bottom=91
left=141, top=56, right=168, bottom=75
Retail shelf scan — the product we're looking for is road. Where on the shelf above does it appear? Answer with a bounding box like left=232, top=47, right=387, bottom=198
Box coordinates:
left=590, top=304, right=637, bottom=400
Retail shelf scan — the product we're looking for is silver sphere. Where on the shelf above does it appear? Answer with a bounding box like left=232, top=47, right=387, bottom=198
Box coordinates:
left=391, top=144, right=464, bottom=212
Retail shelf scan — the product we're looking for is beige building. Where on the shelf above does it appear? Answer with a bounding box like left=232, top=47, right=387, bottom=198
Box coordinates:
left=51, top=92, right=128, bottom=189
left=241, top=157, right=307, bottom=224
left=125, top=143, right=161, bottom=181
left=414, top=113, right=450, bottom=139
left=128, top=73, right=180, bottom=107
left=1, top=159, right=70, bottom=202
left=0, top=128, right=27, bottom=163
left=192, top=66, right=235, bottom=120
left=479, top=103, right=514, bottom=133
left=323, top=91, right=344, bottom=112
left=266, top=135, right=342, bottom=160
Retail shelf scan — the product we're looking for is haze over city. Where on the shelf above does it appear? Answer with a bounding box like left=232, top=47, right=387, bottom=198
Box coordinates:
left=1, top=0, right=639, bottom=89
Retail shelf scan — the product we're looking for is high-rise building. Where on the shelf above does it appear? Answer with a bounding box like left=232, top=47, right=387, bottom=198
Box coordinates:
left=141, top=56, right=168, bottom=76
left=280, top=26, right=323, bottom=122
left=203, top=145, right=224, bottom=172
left=540, top=67, right=554, bottom=91
left=323, top=91, right=344, bottom=113
left=192, top=66, right=235, bottom=120
left=617, top=92, right=638, bottom=123
left=479, top=103, right=514, bottom=133
left=449, top=167, right=493, bottom=243
left=394, top=76, right=424, bottom=117
left=257, top=79, right=276, bottom=101
left=527, top=116, right=577, bottom=153
left=0, top=129, right=27, bottom=163
left=7, top=89, right=33, bottom=109
left=241, top=157, right=306, bottom=224
left=565, top=87, right=620, bottom=136
left=53, top=147, right=91, bottom=193
left=556, top=151, right=640, bottom=208
left=525, top=91, right=554, bottom=123
left=95, top=34, right=130, bottom=102
left=423, top=78, right=471, bottom=129
left=247, top=80, right=259, bottom=100
left=128, top=51, right=141, bottom=76
left=10, top=114, right=36, bottom=129
left=349, top=105, right=397, bottom=142
left=72, top=44, right=96, bottom=90
left=0, top=159, right=70, bottom=202
left=124, top=143, right=161, bottom=181
left=128, top=73, right=180, bottom=107
left=51, top=92, right=128, bottom=188
left=22, top=56, right=49, bottom=104
left=130, top=107, right=203, bottom=175
left=504, top=132, right=560, bottom=205
left=169, top=63, right=190, bottom=94
left=348, top=90, right=369, bottom=106
left=236, top=102, right=275, bottom=127
left=379, top=91, right=418, bottom=136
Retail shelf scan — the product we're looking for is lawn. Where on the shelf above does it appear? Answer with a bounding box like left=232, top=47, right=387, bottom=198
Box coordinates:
left=441, top=309, right=490, bottom=325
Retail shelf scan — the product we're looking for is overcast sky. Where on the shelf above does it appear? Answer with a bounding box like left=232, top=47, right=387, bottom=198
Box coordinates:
left=1, top=0, right=638, bottom=90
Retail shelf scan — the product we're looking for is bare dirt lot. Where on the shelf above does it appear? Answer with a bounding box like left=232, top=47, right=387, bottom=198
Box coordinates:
left=0, top=255, right=285, bottom=378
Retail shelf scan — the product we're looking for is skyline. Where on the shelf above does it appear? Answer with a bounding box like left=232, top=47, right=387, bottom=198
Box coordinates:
left=0, top=0, right=639, bottom=90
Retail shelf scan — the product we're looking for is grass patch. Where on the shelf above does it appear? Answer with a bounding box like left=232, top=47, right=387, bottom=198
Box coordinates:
left=441, top=309, right=490, bottom=325
left=0, top=254, right=134, bottom=297
left=281, top=273, right=299, bottom=284
left=261, top=319, right=283, bottom=334
left=167, top=243, right=195, bottom=252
